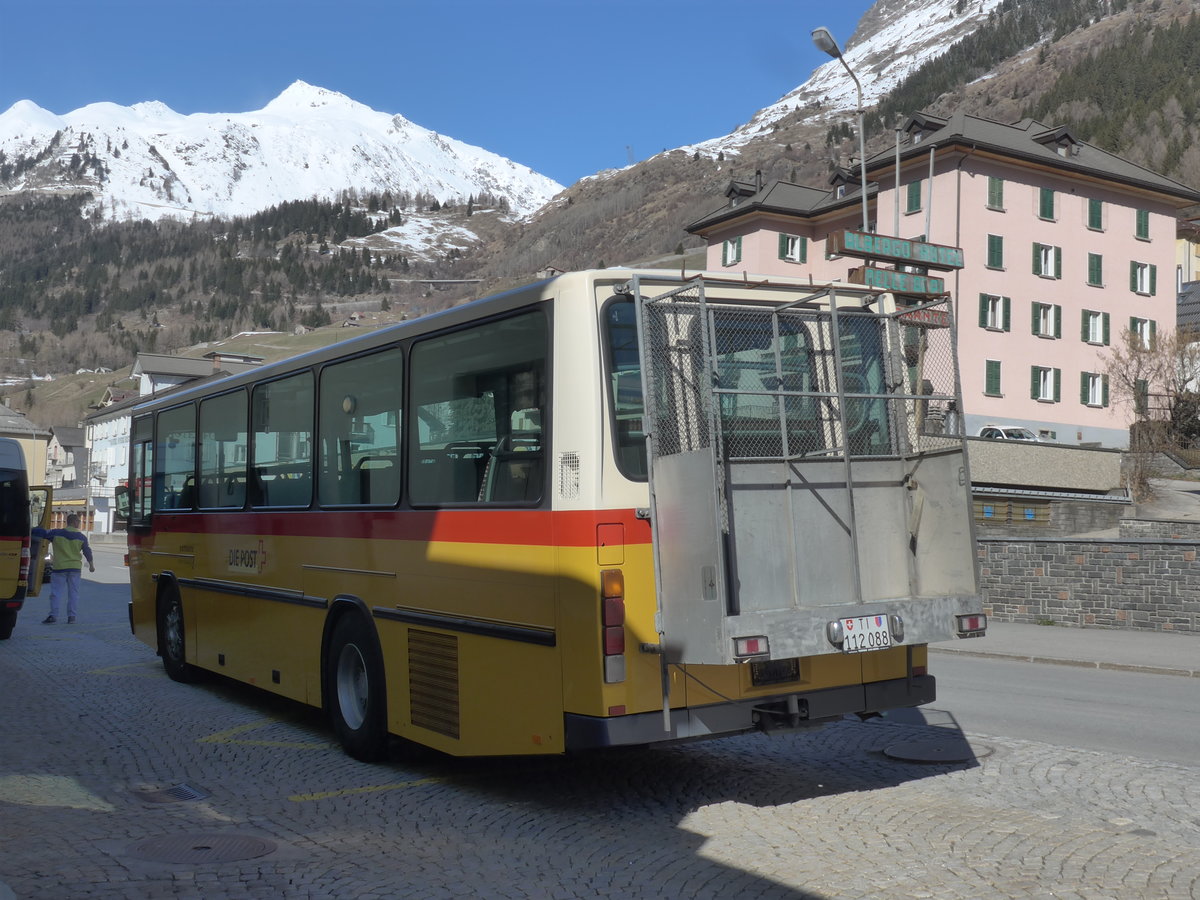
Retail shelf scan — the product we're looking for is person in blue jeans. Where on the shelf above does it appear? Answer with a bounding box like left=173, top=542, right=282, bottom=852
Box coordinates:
left=37, top=514, right=95, bottom=624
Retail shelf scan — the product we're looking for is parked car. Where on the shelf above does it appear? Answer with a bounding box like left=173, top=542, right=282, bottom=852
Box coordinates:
left=978, top=424, right=1041, bottom=441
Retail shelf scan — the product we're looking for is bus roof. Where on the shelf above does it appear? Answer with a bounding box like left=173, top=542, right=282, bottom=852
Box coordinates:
left=0, top=437, right=26, bottom=472
left=128, top=268, right=889, bottom=417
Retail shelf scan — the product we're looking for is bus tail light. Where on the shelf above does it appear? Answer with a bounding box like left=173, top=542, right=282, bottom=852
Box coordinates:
left=601, top=569, right=626, bottom=684
left=18, top=539, right=30, bottom=584
left=734, top=635, right=770, bottom=659
left=957, top=614, right=987, bottom=637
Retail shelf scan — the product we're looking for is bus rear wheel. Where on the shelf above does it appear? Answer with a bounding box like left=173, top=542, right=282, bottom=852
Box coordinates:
left=0, top=608, right=15, bottom=640
left=158, top=588, right=200, bottom=683
left=326, top=614, right=389, bottom=762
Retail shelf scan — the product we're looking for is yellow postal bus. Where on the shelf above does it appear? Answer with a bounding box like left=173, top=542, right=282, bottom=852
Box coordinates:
left=0, top=438, right=51, bottom=640
left=122, top=270, right=984, bottom=760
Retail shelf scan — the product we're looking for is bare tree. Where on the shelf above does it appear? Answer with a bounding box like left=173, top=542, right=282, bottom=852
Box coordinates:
left=1104, top=325, right=1200, bottom=499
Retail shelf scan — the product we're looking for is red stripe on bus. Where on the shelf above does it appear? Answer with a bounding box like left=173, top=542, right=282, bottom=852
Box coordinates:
left=140, top=508, right=652, bottom=547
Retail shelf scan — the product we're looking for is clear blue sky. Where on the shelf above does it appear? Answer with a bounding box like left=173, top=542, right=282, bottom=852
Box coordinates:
left=0, top=0, right=875, bottom=186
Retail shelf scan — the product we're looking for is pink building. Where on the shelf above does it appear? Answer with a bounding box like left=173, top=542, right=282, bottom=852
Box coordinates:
left=687, top=111, right=1200, bottom=447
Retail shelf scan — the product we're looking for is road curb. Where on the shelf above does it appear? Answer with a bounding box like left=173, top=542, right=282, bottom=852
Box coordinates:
left=929, top=646, right=1199, bottom=678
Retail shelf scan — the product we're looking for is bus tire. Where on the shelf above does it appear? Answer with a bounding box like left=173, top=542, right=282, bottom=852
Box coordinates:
left=326, top=613, right=389, bottom=762
left=158, top=587, right=201, bottom=683
left=0, top=608, right=15, bottom=640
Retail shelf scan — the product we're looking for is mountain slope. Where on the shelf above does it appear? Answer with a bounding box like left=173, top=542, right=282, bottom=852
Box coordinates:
left=480, top=0, right=1200, bottom=278
left=0, top=81, right=563, bottom=221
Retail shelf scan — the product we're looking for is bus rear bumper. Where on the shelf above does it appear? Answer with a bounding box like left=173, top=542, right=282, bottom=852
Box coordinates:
left=564, top=674, right=936, bottom=750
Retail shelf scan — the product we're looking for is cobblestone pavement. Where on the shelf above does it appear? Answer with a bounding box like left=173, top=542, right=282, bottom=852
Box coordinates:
left=1, top=551, right=1197, bottom=899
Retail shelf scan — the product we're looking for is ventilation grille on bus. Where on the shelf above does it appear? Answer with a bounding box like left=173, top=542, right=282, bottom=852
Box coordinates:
left=408, top=629, right=460, bottom=739
left=558, top=450, right=580, bottom=500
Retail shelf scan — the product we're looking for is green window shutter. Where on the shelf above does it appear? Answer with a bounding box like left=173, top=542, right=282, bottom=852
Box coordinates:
left=778, top=233, right=788, bottom=259
left=1136, top=209, right=1149, bottom=239
left=1130, top=316, right=1137, bottom=335
left=1002, top=296, right=1011, bottom=332
left=1130, top=261, right=1138, bottom=292
left=1103, top=313, right=1110, bottom=345
left=988, top=234, right=1003, bottom=268
left=1053, top=368, right=1061, bottom=403
left=1088, top=253, right=1102, bottom=285
left=907, top=181, right=921, bottom=212
left=1150, top=319, right=1157, bottom=348
left=988, top=177, right=1003, bottom=208
left=1031, top=367, right=1040, bottom=400
left=1032, top=302, right=1041, bottom=335
left=979, top=294, right=989, bottom=328
left=1054, top=246, right=1062, bottom=279
left=1088, top=198, right=1102, bottom=229
left=1054, top=304, right=1062, bottom=338
left=1135, top=379, right=1148, bottom=414
left=1149, top=264, right=1157, bottom=296
left=1039, top=188, right=1054, bottom=219
left=800, top=236, right=808, bottom=263
left=1032, top=242, right=1040, bottom=275
left=985, top=360, right=1001, bottom=395
left=1102, top=375, right=1109, bottom=407
left=1080, top=372, right=1090, bottom=405
left=1080, top=310, right=1090, bottom=342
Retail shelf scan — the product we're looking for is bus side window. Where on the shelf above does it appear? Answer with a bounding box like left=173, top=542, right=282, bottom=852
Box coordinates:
left=409, top=311, right=547, bottom=506
left=252, top=372, right=314, bottom=508
left=317, top=347, right=403, bottom=507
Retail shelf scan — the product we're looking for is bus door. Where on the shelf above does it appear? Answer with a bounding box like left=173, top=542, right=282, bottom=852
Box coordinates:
left=26, top=486, right=53, bottom=596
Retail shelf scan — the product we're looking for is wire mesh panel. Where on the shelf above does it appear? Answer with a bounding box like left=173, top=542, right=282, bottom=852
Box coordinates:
left=639, top=286, right=964, bottom=466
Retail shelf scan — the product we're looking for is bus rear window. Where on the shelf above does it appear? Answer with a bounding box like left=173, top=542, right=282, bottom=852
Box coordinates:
left=603, top=300, right=647, bottom=481
left=0, top=471, right=29, bottom=537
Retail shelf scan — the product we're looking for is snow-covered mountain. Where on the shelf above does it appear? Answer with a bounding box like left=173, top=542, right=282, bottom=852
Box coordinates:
left=681, top=0, right=1006, bottom=160
left=0, top=81, right=563, bottom=221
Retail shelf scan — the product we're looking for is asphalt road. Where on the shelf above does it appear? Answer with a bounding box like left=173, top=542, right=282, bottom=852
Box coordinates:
left=917, top=654, right=1200, bottom=767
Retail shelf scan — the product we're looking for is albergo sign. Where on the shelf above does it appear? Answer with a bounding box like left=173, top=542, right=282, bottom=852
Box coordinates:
left=828, top=230, right=965, bottom=270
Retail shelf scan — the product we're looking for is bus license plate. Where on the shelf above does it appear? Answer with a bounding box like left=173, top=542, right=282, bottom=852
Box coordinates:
left=841, top=615, right=891, bottom=653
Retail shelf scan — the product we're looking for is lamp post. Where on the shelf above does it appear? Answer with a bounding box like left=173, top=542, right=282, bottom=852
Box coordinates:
left=812, top=26, right=869, bottom=233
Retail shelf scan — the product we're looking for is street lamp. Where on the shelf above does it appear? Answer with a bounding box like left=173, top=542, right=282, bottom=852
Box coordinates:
left=812, top=26, right=870, bottom=233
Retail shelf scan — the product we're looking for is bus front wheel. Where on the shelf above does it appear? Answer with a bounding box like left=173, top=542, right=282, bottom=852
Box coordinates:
left=326, top=614, right=389, bottom=762
left=158, top=588, right=200, bottom=683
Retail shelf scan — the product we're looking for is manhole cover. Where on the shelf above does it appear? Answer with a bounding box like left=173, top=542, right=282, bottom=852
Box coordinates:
left=883, top=737, right=991, bottom=763
left=127, top=833, right=276, bottom=864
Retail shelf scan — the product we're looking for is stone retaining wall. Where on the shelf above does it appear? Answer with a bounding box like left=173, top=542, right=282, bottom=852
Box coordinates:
left=978, top=532, right=1200, bottom=634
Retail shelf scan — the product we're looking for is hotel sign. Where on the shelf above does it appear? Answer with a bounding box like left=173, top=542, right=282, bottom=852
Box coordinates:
left=830, top=230, right=965, bottom=271
left=849, top=265, right=946, bottom=296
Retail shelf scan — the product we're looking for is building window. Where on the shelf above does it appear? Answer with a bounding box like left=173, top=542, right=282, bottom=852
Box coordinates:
left=721, top=236, right=742, bottom=267
left=985, top=359, right=1002, bottom=396
left=1032, top=302, right=1061, bottom=339
left=1038, top=187, right=1056, bottom=220
left=986, top=234, right=1004, bottom=269
left=1087, top=252, right=1103, bottom=286
left=1031, top=366, right=1061, bottom=403
left=978, top=293, right=1010, bottom=331
left=1130, top=316, right=1156, bottom=350
left=1130, top=261, right=1157, bottom=295
left=778, top=233, right=807, bottom=263
left=906, top=181, right=922, bottom=213
left=1082, top=310, right=1110, bottom=346
left=987, top=177, right=1004, bottom=210
left=1081, top=372, right=1109, bottom=408
left=1033, top=243, right=1062, bottom=279
left=1087, top=198, right=1104, bottom=231
left=1135, top=208, right=1150, bottom=240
